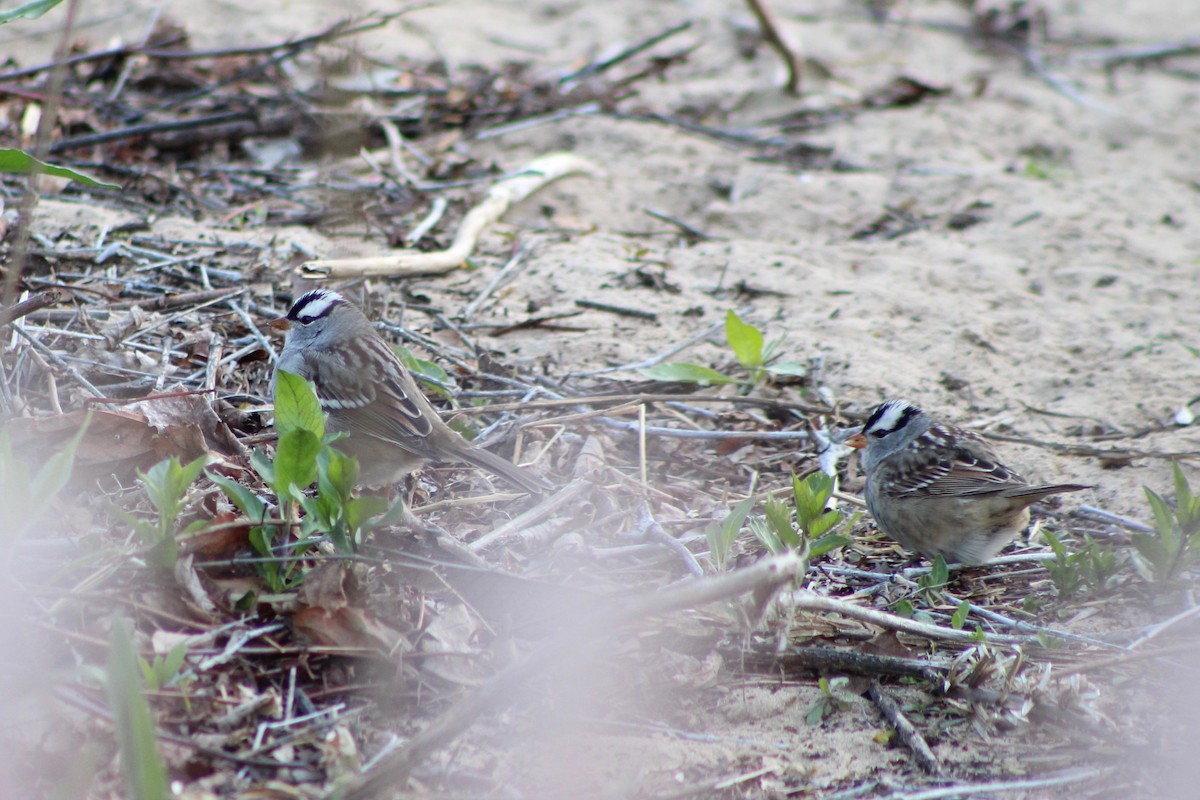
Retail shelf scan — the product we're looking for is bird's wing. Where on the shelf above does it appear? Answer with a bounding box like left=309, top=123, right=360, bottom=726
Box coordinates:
left=301, top=345, right=441, bottom=460
left=881, top=430, right=1027, bottom=498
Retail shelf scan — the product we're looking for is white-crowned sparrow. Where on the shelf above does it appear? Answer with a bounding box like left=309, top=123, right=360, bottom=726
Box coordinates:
left=847, top=399, right=1087, bottom=565
left=273, top=289, right=545, bottom=493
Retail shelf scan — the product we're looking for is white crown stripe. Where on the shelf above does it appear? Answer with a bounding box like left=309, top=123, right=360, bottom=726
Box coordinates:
left=867, top=400, right=915, bottom=435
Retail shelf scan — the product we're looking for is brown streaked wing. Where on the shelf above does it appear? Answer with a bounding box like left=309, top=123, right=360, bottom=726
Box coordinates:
left=881, top=436, right=1028, bottom=498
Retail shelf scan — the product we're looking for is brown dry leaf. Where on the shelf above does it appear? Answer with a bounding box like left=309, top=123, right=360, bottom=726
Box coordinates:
left=300, top=560, right=356, bottom=610
left=174, top=555, right=221, bottom=620
left=317, top=724, right=361, bottom=775
left=863, top=75, right=950, bottom=109
left=8, top=389, right=245, bottom=483
left=418, top=602, right=489, bottom=686
left=130, top=388, right=249, bottom=460
left=292, top=606, right=407, bottom=656
left=179, top=511, right=252, bottom=562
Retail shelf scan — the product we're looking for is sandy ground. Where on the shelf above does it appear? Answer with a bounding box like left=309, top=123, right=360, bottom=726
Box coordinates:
left=4, top=0, right=1200, bottom=796
left=8, top=0, right=1195, bottom=513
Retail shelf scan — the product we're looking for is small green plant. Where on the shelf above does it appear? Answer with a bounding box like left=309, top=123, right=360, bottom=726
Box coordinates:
left=916, top=555, right=950, bottom=597
left=950, top=599, right=971, bottom=630
left=1132, top=464, right=1200, bottom=586
left=640, top=310, right=807, bottom=387
left=395, top=345, right=455, bottom=399
left=209, top=371, right=400, bottom=592
left=705, top=497, right=754, bottom=572
left=806, top=676, right=853, bottom=725
left=138, top=643, right=188, bottom=691
left=1, top=420, right=84, bottom=540
left=107, top=618, right=170, bottom=800
left=1044, top=530, right=1123, bottom=598
left=118, top=455, right=208, bottom=570
left=751, top=471, right=854, bottom=557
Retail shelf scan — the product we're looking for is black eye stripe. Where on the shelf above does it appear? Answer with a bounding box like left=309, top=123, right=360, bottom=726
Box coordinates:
left=865, top=400, right=922, bottom=437
left=287, top=290, right=342, bottom=324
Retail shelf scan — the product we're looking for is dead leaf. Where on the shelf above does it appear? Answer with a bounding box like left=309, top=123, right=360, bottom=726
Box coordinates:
left=418, top=603, right=488, bottom=686
left=292, top=606, right=407, bottom=656
left=863, top=76, right=950, bottom=109
left=7, top=388, right=247, bottom=484
left=179, top=511, right=252, bottom=562
left=174, top=555, right=221, bottom=620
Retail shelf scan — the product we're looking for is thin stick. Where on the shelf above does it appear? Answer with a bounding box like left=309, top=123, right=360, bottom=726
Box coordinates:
left=575, top=316, right=727, bottom=376
left=0, top=289, right=62, bottom=327
left=641, top=504, right=704, bottom=577
left=638, top=403, right=648, bottom=488
left=405, top=197, right=447, bottom=245
left=557, top=20, right=693, bottom=85
left=744, top=0, right=803, bottom=95
left=297, top=154, right=597, bottom=279
left=0, top=13, right=402, bottom=81
left=468, top=479, right=591, bottom=552
left=785, top=591, right=1032, bottom=645
left=10, top=324, right=106, bottom=398
left=460, top=245, right=531, bottom=320
left=338, top=551, right=804, bottom=799
left=574, top=298, right=659, bottom=320
left=1128, top=604, right=1200, bottom=650
left=888, top=767, right=1106, bottom=800
left=437, top=392, right=835, bottom=417
left=867, top=681, right=942, bottom=774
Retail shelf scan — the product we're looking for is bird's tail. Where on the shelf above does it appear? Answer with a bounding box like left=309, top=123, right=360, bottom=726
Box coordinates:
left=1010, top=483, right=1090, bottom=501
left=461, top=446, right=549, bottom=495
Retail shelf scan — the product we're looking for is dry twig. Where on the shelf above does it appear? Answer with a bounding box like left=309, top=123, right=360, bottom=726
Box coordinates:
left=297, top=154, right=597, bottom=280
left=338, top=551, right=806, bottom=798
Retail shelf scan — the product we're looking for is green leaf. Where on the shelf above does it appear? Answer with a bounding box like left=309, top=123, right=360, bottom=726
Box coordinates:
left=792, top=471, right=835, bottom=536
left=250, top=447, right=276, bottom=486
left=922, top=555, right=949, bottom=590
left=808, top=510, right=842, bottom=539
left=639, top=362, right=739, bottom=385
left=317, top=446, right=358, bottom=501
left=248, top=526, right=273, bottom=558
left=749, top=517, right=783, bottom=555
left=764, top=499, right=798, bottom=550
left=273, top=428, right=321, bottom=495
left=395, top=345, right=453, bottom=398
left=811, top=532, right=851, bottom=558
left=725, top=310, right=764, bottom=369
left=137, top=657, right=158, bottom=691
left=0, top=147, right=119, bottom=187
left=1144, top=486, right=1175, bottom=534
left=273, top=370, right=325, bottom=438
left=28, top=423, right=85, bottom=507
left=160, top=643, right=187, bottom=686
left=208, top=472, right=267, bottom=521
left=1130, top=532, right=1170, bottom=573
left=951, top=599, right=970, bottom=630
left=706, top=497, right=754, bottom=571
left=106, top=619, right=170, bottom=800
left=766, top=361, right=808, bottom=378
left=346, top=495, right=389, bottom=533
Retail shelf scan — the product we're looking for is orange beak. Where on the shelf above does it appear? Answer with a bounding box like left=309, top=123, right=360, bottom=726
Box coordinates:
left=268, top=316, right=290, bottom=332
left=846, top=432, right=868, bottom=449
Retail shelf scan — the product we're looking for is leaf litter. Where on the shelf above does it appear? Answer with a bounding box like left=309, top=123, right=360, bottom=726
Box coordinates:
left=1, top=4, right=1198, bottom=799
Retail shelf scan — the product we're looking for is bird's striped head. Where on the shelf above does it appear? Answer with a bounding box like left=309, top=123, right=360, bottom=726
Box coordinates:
left=862, top=399, right=924, bottom=440
left=286, top=289, right=346, bottom=326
